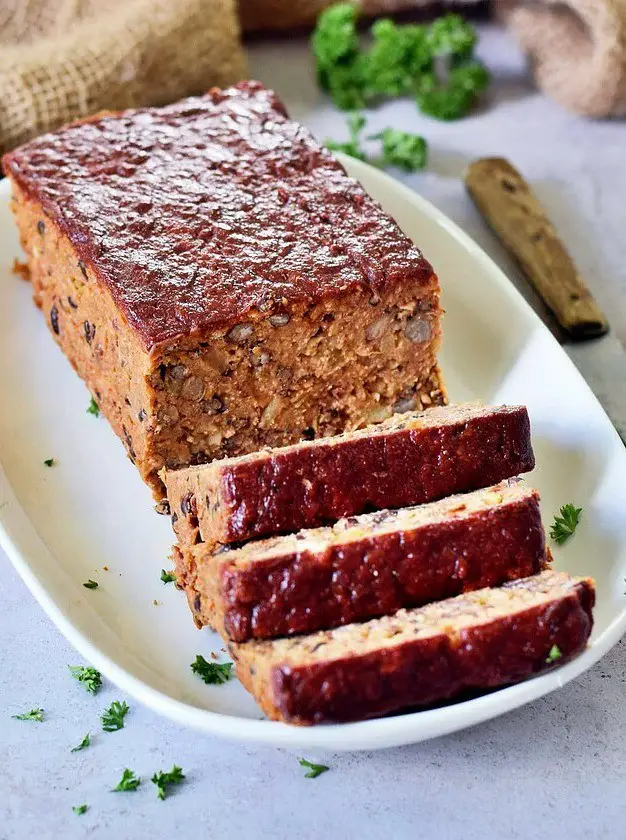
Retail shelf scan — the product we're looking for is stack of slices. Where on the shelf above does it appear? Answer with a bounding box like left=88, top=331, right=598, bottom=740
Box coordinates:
left=164, top=403, right=595, bottom=726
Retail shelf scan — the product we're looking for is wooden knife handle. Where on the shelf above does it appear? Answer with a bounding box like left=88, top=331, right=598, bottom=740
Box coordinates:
left=465, top=157, right=609, bottom=340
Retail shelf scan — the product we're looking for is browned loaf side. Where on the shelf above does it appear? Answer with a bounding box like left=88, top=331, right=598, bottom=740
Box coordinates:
left=231, top=570, right=595, bottom=725
left=182, top=479, right=547, bottom=638
left=165, top=402, right=535, bottom=557
left=3, top=81, right=445, bottom=499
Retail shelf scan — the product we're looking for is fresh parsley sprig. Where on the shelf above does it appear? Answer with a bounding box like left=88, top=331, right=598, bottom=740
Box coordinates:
left=69, top=665, right=102, bottom=695
left=550, top=504, right=582, bottom=545
left=299, top=758, right=330, bottom=779
left=101, top=700, right=129, bottom=732
left=312, top=4, right=489, bottom=120
left=327, top=114, right=428, bottom=172
left=151, top=765, right=185, bottom=800
left=371, top=127, right=428, bottom=171
left=190, top=655, right=233, bottom=685
left=112, top=768, right=141, bottom=792
left=12, top=708, right=44, bottom=722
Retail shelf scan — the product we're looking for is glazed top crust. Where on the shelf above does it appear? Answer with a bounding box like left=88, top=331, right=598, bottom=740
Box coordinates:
left=3, top=81, right=436, bottom=352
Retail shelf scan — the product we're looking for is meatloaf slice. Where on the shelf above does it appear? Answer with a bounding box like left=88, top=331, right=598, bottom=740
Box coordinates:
left=3, top=80, right=445, bottom=499
left=231, top=570, right=595, bottom=725
left=182, top=479, right=547, bottom=637
left=165, top=402, right=534, bottom=554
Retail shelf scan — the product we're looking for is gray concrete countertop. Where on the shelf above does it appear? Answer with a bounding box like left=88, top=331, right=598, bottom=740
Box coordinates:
left=2, top=24, right=626, bottom=840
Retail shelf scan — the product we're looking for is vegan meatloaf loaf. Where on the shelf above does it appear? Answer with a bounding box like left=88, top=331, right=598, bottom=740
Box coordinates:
left=2, top=80, right=445, bottom=498
left=165, top=402, right=535, bottom=555
left=231, top=570, right=595, bottom=724
left=179, top=479, right=547, bottom=639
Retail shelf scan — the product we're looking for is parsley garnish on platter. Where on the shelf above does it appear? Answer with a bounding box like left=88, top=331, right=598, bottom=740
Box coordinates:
left=12, top=708, right=44, bottom=722
left=546, top=645, right=562, bottom=664
left=101, top=700, right=129, bottom=732
left=160, top=569, right=176, bottom=584
left=69, top=665, right=102, bottom=694
left=43, top=458, right=55, bottom=467
left=112, top=768, right=141, bottom=792
left=371, top=127, right=428, bottom=171
left=326, top=112, right=368, bottom=161
left=299, top=758, right=330, bottom=779
left=327, top=114, right=428, bottom=171
left=72, top=805, right=88, bottom=816
left=312, top=4, right=489, bottom=119
left=83, top=579, right=99, bottom=590
left=86, top=398, right=100, bottom=417
left=549, top=504, right=582, bottom=544
left=71, top=732, right=91, bottom=753
left=151, top=766, right=185, bottom=800
left=190, top=655, right=233, bottom=685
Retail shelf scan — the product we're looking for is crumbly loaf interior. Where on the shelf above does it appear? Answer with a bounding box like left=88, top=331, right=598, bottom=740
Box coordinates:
left=237, top=571, right=588, bottom=665
left=147, top=286, right=445, bottom=484
left=193, top=478, right=531, bottom=566
left=13, top=179, right=445, bottom=496
left=166, top=401, right=512, bottom=481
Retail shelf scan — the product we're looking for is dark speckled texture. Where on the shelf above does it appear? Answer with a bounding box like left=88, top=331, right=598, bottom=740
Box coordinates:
left=3, top=81, right=435, bottom=351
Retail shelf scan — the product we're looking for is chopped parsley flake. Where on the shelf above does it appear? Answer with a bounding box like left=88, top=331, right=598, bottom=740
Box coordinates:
left=299, top=758, right=330, bottom=778
left=112, top=768, right=141, bottom=792
left=190, top=655, right=233, bottom=685
left=43, top=458, right=55, bottom=467
left=151, top=765, right=185, bottom=800
left=546, top=645, right=562, bottom=664
left=69, top=665, right=102, bottom=694
left=160, top=569, right=176, bottom=584
left=86, top=398, right=100, bottom=417
left=550, top=504, right=582, bottom=544
left=83, top=579, right=99, bottom=590
left=72, top=805, right=88, bottom=816
left=12, top=708, right=44, bottom=722
left=101, top=700, right=129, bottom=732
left=71, top=732, right=91, bottom=753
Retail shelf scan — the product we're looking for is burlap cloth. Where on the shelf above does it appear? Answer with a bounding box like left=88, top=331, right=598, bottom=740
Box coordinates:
left=1, top=0, right=626, bottom=156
